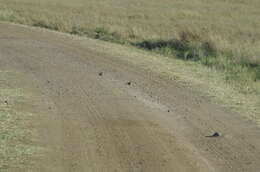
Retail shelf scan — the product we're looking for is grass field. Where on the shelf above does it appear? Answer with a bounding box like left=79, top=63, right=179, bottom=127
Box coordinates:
left=0, top=0, right=259, bottom=95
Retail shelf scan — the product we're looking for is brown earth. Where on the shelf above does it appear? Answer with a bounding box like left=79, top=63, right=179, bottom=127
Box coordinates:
left=0, top=22, right=259, bottom=172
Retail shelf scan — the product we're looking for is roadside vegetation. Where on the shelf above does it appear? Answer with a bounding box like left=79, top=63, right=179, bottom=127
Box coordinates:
left=0, top=0, right=259, bottom=119
left=0, top=71, right=40, bottom=171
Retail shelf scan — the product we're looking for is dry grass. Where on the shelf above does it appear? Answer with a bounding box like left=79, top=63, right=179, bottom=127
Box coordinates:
left=0, top=0, right=259, bottom=51
left=0, top=0, right=259, bottom=53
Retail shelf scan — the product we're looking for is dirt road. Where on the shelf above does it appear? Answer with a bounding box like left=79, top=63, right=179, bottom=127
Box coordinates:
left=0, top=22, right=259, bottom=172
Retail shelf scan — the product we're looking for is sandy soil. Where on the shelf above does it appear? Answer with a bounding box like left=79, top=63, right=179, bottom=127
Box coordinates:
left=0, top=22, right=259, bottom=172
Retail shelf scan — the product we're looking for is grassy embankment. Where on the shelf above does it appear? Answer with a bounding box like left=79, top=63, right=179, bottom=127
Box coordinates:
left=0, top=0, right=259, bottom=120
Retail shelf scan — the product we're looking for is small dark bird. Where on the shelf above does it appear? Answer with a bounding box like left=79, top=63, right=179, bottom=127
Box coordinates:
left=167, top=110, right=170, bottom=113
left=126, top=81, right=132, bottom=86
left=206, top=132, right=221, bottom=138
left=4, top=100, right=8, bottom=105
left=98, top=72, right=103, bottom=76
left=47, top=80, right=50, bottom=84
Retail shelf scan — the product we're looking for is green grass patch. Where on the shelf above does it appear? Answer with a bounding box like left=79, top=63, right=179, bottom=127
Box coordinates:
left=0, top=8, right=16, bottom=22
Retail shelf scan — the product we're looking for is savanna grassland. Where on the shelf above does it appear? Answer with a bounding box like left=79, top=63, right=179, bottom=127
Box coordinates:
left=0, top=0, right=259, bottom=112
